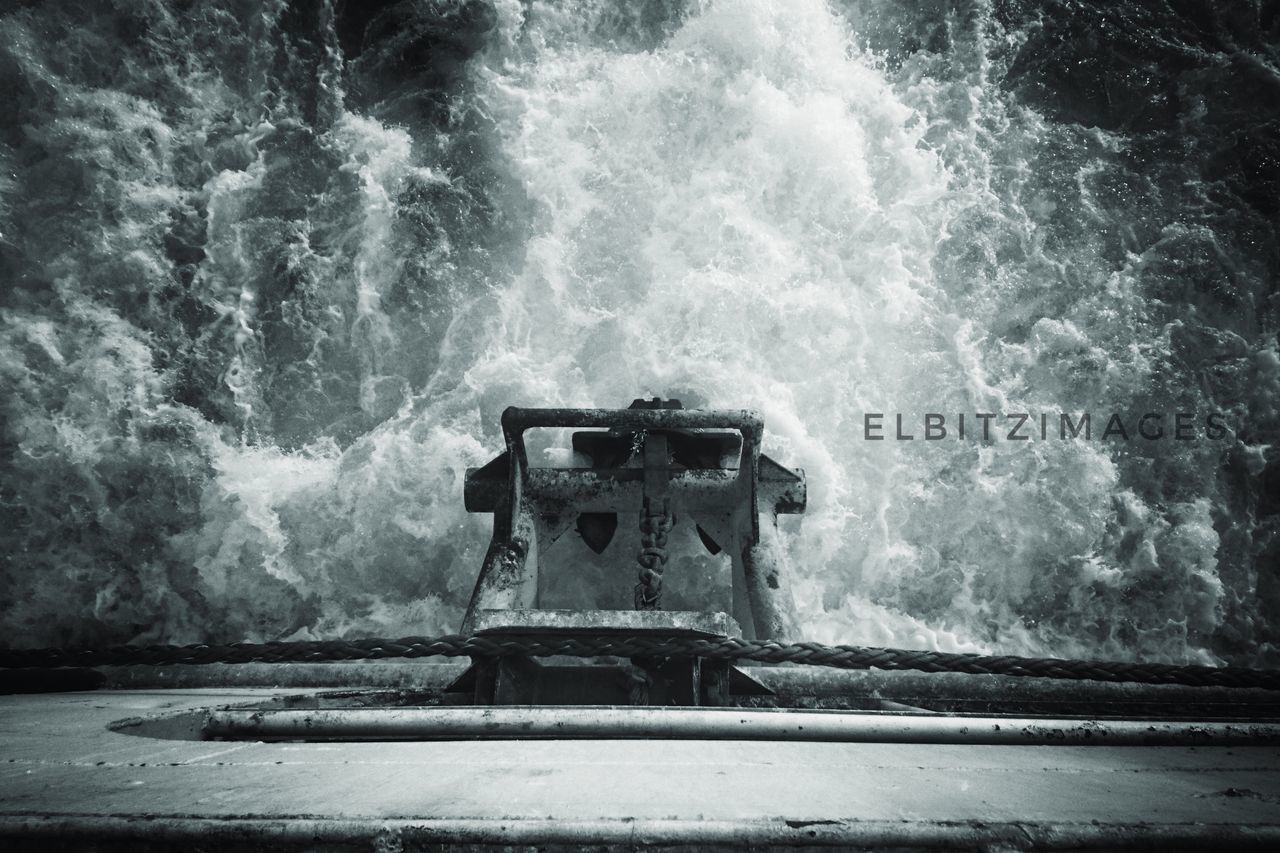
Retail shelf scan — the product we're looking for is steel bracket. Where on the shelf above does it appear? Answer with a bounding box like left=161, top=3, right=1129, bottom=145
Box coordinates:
left=462, top=399, right=806, bottom=642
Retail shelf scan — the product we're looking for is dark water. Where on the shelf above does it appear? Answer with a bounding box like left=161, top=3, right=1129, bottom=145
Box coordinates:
left=1, top=0, right=1277, bottom=666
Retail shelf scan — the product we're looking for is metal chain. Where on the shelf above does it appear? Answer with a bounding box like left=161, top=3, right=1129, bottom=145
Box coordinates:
left=634, top=497, right=674, bottom=610
left=4, top=634, right=1279, bottom=690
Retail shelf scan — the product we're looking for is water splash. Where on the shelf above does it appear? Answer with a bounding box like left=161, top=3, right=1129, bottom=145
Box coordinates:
left=1, top=0, right=1276, bottom=666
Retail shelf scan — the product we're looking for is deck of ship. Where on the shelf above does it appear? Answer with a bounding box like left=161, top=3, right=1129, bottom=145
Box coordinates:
left=3, top=671, right=1280, bottom=850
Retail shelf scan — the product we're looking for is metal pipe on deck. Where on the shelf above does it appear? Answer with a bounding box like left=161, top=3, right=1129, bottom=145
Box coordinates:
left=204, top=705, right=1280, bottom=745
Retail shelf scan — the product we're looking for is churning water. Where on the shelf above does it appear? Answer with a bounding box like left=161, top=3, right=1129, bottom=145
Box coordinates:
left=1, top=0, right=1277, bottom=666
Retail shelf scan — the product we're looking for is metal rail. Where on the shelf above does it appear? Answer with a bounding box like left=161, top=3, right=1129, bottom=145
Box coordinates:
left=203, top=705, right=1280, bottom=745
left=498, top=405, right=762, bottom=472
left=7, top=816, right=1279, bottom=850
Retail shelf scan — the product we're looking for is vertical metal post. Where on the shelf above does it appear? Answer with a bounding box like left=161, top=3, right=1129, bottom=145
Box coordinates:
left=742, top=524, right=800, bottom=642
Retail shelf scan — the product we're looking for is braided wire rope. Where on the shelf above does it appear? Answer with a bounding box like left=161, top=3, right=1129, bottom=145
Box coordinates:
left=3, top=633, right=1278, bottom=690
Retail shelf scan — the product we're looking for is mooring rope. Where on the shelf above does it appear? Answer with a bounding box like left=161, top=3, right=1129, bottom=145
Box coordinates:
left=2, top=634, right=1278, bottom=690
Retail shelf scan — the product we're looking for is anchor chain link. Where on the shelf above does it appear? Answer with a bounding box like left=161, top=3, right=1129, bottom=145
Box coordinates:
left=635, top=497, right=674, bottom=610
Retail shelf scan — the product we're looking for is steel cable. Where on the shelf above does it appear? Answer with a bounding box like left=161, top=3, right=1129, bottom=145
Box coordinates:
left=2, top=634, right=1278, bottom=690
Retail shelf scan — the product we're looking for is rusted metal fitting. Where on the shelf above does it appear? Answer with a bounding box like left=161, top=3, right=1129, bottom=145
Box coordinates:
left=462, top=399, right=806, bottom=642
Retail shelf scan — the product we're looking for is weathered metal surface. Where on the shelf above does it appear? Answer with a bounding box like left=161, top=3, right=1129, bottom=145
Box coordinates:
left=460, top=610, right=746, bottom=706
left=499, top=404, right=765, bottom=437
left=5, top=690, right=1280, bottom=850
left=6, top=815, right=1280, bottom=851
left=472, top=608, right=739, bottom=637
left=462, top=401, right=807, bottom=644
left=741, top=526, right=801, bottom=640
left=89, top=662, right=1280, bottom=718
left=202, top=705, right=1280, bottom=745
left=457, top=452, right=805, bottom=515
left=466, top=467, right=804, bottom=514
left=634, top=432, right=674, bottom=609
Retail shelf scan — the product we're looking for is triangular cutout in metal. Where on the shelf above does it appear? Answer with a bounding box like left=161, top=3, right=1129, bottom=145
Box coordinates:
left=576, top=512, right=618, bottom=554
left=696, top=523, right=722, bottom=555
